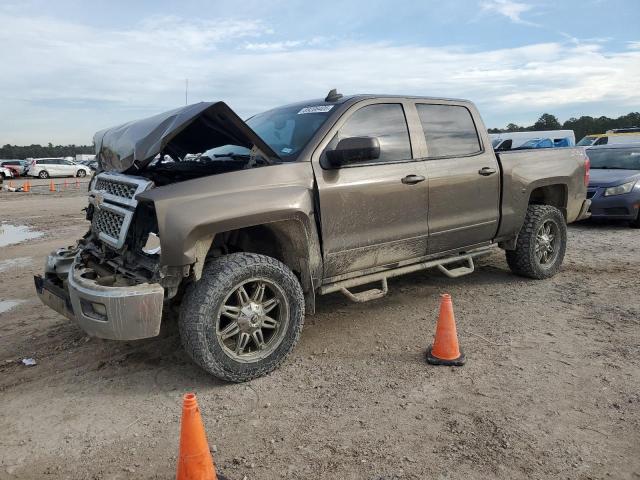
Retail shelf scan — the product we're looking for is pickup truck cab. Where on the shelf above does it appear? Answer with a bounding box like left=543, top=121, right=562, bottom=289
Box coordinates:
left=35, top=92, right=591, bottom=381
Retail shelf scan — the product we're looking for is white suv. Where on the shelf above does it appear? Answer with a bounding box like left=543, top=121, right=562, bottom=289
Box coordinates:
left=27, top=158, right=89, bottom=179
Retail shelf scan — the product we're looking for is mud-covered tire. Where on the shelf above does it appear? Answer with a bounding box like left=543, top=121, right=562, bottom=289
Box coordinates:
left=179, top=252, right=305, bottom=382
left=506, top=204, right=567, bottom=279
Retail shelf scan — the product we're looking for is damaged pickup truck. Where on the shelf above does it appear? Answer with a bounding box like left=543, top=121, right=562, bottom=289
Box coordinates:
left=35, top=91, right=591, bottom=381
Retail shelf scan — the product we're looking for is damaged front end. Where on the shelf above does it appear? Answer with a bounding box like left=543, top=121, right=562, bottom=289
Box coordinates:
left=35, top=101, right=281, bottom=340
left=35, top=172, right=173, bottom=340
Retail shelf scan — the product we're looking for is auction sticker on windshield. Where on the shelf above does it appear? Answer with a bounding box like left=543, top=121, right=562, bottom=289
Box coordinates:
left=298, top=105, right=334, bottom=114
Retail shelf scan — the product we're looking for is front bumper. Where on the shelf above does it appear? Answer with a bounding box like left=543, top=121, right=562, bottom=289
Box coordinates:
left=587, top=187, right=640, bottom=220
left=35, top=249, right=164, bottom=340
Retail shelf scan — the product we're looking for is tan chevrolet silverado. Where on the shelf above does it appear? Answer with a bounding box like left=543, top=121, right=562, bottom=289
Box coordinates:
left=35, top=91, right=591, bottom=381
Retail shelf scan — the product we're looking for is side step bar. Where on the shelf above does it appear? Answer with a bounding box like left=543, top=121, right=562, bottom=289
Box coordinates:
left=320, top=247, right=493, bottom=302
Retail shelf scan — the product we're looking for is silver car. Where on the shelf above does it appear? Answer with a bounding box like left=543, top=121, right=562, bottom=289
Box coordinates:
left=27, top=158, right=89, bottom=179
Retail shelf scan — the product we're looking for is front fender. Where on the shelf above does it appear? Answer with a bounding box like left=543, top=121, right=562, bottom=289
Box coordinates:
left=137, top=162, right=317, bottom=267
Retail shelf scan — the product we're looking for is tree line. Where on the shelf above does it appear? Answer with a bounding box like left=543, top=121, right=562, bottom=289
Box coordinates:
left=488, top=112, right=640, bottom=142
left=0, top=143, right=94, bottom=160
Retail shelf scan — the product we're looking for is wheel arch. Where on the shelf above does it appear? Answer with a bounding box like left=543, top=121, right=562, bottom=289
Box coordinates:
left=528, top=183, right=568, bottom=219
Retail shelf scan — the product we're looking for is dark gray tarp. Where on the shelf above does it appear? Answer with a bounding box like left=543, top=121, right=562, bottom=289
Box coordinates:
left=93, top=101, right=279, bottom=172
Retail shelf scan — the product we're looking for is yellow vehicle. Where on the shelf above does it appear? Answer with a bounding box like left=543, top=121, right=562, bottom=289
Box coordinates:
left=577, top=131, right=640, bottom=146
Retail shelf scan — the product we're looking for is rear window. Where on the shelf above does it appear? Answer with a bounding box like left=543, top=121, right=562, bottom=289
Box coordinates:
left=416, top=104, right=481, bottom=158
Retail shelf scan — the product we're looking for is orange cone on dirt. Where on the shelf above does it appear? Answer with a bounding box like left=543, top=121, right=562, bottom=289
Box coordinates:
left=24, top=181, right=30, bottom=192
left=49, top=180, right=56, bottom=192
left=63, top=178, right=68, bottom=189
left=75, top=178, right=80, bottom=188
left=176, top=393, right=220, bottom=480
left=426, top=293, right=465, bottom=366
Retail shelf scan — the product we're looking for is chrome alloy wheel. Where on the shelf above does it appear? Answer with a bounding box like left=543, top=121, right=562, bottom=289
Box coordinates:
left=215, top=278, right=289, bottom=363
left=535, top=219, right=559, bottom=265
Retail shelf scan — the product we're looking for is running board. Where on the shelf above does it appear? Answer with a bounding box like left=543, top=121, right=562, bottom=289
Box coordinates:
left=437, top=256, right=475, bottom=278
left=340, top=278, right=388, bottom=303
left=320, top=246, right=493, bottom=301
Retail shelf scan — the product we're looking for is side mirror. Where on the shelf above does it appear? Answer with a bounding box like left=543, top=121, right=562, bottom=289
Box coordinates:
left=325, top=137, right=380, bottom=167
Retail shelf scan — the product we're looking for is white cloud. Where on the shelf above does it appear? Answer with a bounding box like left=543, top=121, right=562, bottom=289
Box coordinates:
left=479, top=0, right=536, bottom=25
left=0, top=11, right=639, bottom=143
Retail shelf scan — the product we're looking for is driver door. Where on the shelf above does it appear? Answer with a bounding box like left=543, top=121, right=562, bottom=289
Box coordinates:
left=312, top=101, right=430, bottom=279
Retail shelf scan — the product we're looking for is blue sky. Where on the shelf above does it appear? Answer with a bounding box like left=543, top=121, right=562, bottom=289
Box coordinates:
left=1, top=0, right=639, bottom=144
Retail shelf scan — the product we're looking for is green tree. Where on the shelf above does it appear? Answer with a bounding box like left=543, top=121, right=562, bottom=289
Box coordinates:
left=532, top=113, right=561, bottom=131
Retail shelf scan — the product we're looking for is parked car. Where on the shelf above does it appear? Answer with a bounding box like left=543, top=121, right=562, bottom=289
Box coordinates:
left=585, top=144, right=640, bottom=227
left=577, top=132, right=640, bottom=146
left=0, top=165, right=14, bottom=180
left=27, top=158, right=89, bottom=179
left=0, top=160, right=28, bottom=176
left=35, top=92, right=590, bottom=382
left=490, top=130, right=575, bottom=151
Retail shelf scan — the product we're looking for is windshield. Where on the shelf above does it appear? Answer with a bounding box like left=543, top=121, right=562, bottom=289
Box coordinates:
left=577, top=136, right=598, bottom=146
left=586, top=147, right=640, bottom=170
left=245, top=104, right=335, bottom=161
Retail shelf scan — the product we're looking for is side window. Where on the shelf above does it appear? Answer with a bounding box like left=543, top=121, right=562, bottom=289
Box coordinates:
left=416, top=104, right=481, bottom=158
left=332, top=104, right=412, bottom=163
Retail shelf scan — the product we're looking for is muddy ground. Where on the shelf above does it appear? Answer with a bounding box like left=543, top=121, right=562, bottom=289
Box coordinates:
left=0, top=189, right=638, bottom=480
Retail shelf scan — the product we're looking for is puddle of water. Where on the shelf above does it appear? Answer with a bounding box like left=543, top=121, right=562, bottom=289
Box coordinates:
left=0, top=300, right=24, bottom=314
left=0, top=224, right=44, bottom=247
left=0, top=257, right=33, bottom=273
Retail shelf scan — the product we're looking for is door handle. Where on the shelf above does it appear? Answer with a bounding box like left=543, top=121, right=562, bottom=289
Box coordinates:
left=401, top=174, right=426, bottom=185
left=478, top=167, right=497, bottom=176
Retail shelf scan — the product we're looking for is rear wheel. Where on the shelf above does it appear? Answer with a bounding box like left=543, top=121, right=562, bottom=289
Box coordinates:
left=179, top=252, right=305, bottom=382
left=506, top=204, right=567, bottom=279
left=76, top=169, right=87, bottom=178
left=38, top=170, right=49, bottom=179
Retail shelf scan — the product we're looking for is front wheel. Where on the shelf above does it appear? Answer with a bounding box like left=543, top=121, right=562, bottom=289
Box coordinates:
left=506, top=204, right=567, bottom=279
left=179, top=253, right=305, bottom=382
left=38, top=170, right=49, bottom=179
left=76, top=169, right=87, bottom=177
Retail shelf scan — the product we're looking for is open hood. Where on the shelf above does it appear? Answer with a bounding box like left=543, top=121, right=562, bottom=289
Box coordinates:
left=94, top=102, right=280, bottom=173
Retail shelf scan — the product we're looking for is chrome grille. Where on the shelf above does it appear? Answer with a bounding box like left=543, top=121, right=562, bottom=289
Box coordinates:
left=92, top=208, right=125, bottom=242
left=89, top=173, right=153, bottom=250
left=94, top=177, right=137, bottom=199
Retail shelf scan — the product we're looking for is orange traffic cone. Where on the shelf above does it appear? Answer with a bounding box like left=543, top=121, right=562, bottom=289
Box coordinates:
left=75, top=178, right=80, bottom=188
left=24, top=181, right=30, bottom=192
left=49, top=180, right=56, bottom=192
left=9, top=180, right=14, bottom=188
left=176, top=393, right=220, bottom=480
left=63, top=179, right=68, bottom=189
left=426, top=293, right=465, bottom=366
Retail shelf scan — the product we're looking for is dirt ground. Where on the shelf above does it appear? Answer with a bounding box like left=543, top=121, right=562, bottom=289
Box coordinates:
left=1, top=189, right=639, bottom=480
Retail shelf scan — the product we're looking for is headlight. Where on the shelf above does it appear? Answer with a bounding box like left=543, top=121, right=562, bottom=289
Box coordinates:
left=604, top=181, right=636, bottom=196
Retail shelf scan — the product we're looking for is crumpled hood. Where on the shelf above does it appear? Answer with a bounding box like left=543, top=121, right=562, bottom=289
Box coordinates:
left=589, top=169, right=640, bottom=187
left=93, top=101, right=279, bottom=173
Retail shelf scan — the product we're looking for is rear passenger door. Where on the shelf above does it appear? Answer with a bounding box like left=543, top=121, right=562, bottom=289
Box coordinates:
left=413, top=103, right=500, bottom=254
left=312, top=101, right=430, bottom=278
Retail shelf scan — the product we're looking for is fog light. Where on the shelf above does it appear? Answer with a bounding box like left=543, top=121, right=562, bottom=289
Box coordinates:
left=142, top=232, right=161, bottom=255
left=92, top=302, right=107, bottom=316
